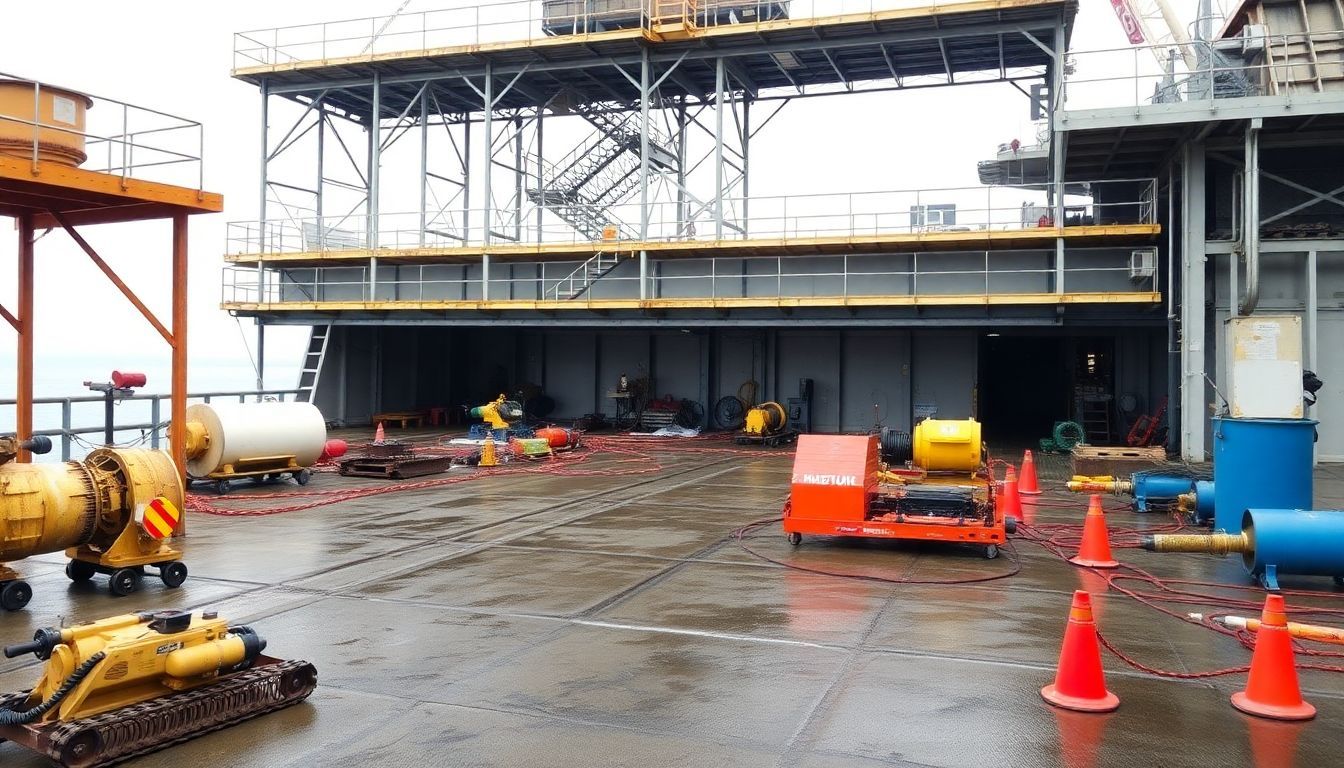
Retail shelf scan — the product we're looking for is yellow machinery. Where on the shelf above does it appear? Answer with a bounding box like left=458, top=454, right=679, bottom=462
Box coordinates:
left=0, top=434, right=186, bottom=610
left=737, top=402, right=796, bottom=446
left=0, top=609, right=317, bottom=767
left=878, top=418, right=985, bottom=478
left=467, top=395, right=528, bottom=439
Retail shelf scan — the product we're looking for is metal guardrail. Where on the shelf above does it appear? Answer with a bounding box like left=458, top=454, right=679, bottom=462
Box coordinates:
left=221, top=248, right=1156, bottom=305
left=1062, top=30, right=1344, bottom=112
left=225, top=180, right=1159, bottom=256
left=0, top=70, right=205, bottom=190
left=233, top=0, right=969, bottom=69
left=0, top=389, right=302, bottom=461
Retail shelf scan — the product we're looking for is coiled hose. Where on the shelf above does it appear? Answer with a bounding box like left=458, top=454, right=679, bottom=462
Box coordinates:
left=0, top=652, right=106, bottom=725
left=879, top=427, right=913, bottom=465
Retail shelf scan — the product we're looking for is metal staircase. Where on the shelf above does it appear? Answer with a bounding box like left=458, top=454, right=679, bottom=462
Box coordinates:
left=295, top=324, right=332, bottom=403
left=546, top=252, right=625, bottom=300
left=527, top=102, right=678, bottom=240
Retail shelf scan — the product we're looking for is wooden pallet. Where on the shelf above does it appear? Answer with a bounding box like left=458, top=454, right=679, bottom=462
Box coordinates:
left=372, top=411, right=428, bottom=429
left=1071, top=445, right=1169, bottom=478
left=339, top=454, right=454, bottom=479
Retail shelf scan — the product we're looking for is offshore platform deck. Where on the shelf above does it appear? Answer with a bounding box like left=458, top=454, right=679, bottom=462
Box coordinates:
left=1, top=439, right=1341, bottom=767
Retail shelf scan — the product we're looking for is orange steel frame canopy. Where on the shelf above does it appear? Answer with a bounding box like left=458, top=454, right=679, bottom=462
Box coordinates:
left=0, top=133, right=222, bottom=476
left=783, top=434, right=1005, bottom=553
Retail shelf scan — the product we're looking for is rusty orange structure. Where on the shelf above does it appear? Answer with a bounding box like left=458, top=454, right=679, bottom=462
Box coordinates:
left=0, top=76, right=222, bottom=478
left=783, top=434, right=1010, bottom=558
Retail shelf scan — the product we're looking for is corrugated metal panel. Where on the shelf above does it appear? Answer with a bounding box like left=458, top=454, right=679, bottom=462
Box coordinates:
left=545, top=331, right=598, bottom=417
left=841, top=330, right=911, bottom=431
left=654, top=332, right=701, bottom=402
left=912, top=332, right=977, bottom=420
left=777, top=331, right=841, bottom=431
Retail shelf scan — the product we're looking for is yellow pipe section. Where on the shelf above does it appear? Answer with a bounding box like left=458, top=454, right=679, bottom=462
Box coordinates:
left=1190, top=613, right=1344, bottom=645
left=0, top=461, right=99, bottom=562
left=1065, top=476, right=1131, bottom=495
left=1142, top=532, right=1250, bottom=556
left=165, top=635, right=249, bottom=678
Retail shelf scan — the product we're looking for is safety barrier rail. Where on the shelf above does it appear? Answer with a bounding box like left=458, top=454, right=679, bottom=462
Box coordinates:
left=221, top=248, right=1156, bottom=305
left=0, top=389, right=302, bottom=462
left=234, top=0, right=1000, bottom=69
left=224, top=179, right=1158, bottom=256
left=1062, top=29, right=1344, bottom=112
left=0, top=70, right=204, bottom=190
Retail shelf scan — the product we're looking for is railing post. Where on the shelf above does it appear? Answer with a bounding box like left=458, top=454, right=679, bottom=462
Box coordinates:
left=151, top=396, right=161, bottom=449
left=61, top=399, right=72, bottom=461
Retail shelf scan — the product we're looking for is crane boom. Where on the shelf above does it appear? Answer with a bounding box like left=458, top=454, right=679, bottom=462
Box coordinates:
left=1110, top=0, right=1199, bottom=71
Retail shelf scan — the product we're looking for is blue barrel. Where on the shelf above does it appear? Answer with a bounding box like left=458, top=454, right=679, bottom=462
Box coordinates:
left=1243, top=508, right=1344, bottom=590
left=1192, top=480, right=1215, bottom=523
left=1212, top=417, right=1315, bottom=532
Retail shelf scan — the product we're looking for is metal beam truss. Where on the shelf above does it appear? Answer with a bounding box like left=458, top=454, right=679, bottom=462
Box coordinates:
left=250, top=16, right=1065, bottom=305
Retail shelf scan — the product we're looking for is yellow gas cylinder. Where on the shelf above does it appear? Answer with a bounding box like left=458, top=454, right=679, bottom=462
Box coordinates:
left=912, top=418, right=983, bottom=472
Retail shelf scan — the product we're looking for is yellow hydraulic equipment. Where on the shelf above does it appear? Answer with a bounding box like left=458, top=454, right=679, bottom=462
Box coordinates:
left=0, top=610, right=317, bottom=767
left=912, top=418, right=983, bottom=472
left=737, top=402, right=796, bottom=446
left=0, top=435, right=186, bottom=610
left=470, top=395, right=524, bottom=430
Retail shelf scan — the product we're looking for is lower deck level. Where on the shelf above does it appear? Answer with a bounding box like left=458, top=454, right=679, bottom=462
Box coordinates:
left=2, top=440, right=1342, bottom=767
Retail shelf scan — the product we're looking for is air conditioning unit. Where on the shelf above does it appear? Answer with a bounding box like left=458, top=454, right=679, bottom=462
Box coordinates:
left=1129, top=249, right=1157, bottom=280
left=1242, top=24, right=1268, bottom=55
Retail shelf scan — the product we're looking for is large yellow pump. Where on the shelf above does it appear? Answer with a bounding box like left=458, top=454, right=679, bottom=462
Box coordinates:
left=0, top=435, right=186, bottom=610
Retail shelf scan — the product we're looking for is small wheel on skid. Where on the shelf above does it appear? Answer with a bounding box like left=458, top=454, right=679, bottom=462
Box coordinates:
left=984, top=544, right=1000, bottom=560
left=109, top=568, right=139, bottom=597
left=295, top=468, right=313, bottom=486
left=786, top=532, right=802, bottom=546
left=0, top=580, right=32, bottom=611
left=215, top=479, right=231, bottom=495
left=159, top=561, right=189, bottom=589
left=66, top=559, right=97, bottom=582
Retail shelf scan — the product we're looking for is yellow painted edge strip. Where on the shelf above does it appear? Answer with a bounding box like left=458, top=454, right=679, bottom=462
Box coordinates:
left=0, top=156, right=224, bottom=213
left=233, top=0, right=1066, bottom=77
left=221, top=292, right=1162, bottom=312
left=226, top=225, right=1163, bottom=264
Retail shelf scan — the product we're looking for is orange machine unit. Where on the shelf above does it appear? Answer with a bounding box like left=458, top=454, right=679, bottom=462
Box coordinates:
left=783, top=433, right=1011, bottom=558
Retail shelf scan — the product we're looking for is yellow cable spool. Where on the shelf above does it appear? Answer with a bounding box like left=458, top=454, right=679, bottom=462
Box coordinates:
left=912, top=418, right=983, bottom=472
left=744, top=402, right=787, bottom=436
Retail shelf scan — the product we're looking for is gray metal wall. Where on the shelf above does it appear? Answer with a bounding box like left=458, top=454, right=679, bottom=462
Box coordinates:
left=312, top=325, right=1162, bottom=438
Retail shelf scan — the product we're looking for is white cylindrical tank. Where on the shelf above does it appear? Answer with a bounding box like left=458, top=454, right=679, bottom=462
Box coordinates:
left=184, top=402, right=327, bottom=478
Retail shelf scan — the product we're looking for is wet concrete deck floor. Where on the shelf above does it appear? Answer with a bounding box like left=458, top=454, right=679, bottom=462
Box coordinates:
left=2, top=440, right=1343, bottom=767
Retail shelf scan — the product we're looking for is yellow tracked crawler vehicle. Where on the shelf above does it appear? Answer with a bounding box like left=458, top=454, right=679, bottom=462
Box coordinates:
left=0, top=610, right=317, bottom=767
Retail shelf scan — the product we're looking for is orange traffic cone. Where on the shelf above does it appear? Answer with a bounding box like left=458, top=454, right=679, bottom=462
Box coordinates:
left=1042, top=590, right=1120, bottom=713
left=1019, top=449, right=1042, bottom=495
left=1231, top=595, right=1316, bottom=721
left=373, top=421, right=386, bottom=445
left=1069, top=495, right=1118, bottom=569
left=1002, top=466, right=1023, bottom=520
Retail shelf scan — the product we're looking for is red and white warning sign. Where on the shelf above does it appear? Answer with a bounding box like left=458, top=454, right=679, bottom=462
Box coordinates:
left=136, top=497, right=182, bottom=539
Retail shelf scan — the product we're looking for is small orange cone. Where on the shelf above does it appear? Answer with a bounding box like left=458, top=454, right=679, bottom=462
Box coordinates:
left=1069, top=495, right=1118, bottom=569
left=1231, top=595, right=1316, bottom=721
left=1002, top=466, right=1023, bottom=520
left=373, top=421, right=386, bottom=445
left=1020, top=449, right=1042, bottom=495
left=1042, top=590, right=1120, bottom=713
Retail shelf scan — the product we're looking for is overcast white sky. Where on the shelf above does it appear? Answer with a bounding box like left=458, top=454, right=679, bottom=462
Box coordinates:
left=0, top=0, right=1175, bottom=399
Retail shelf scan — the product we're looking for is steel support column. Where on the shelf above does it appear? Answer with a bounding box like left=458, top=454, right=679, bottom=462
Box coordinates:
left=639, top=49, right=652, bottom=300
left=368, top=73, right=382, bottom=300
left=419, top=88, right=429, bottom=246
left=1051, top=19, right=1066, bottom=294
left=482, top=64, right=493, bottom=300
left=16, top=214, right=34, bottom=462
left=535, top=107, right=544, bottom=241
left=1239, top=118, right=1261, bottom=314
left=714, top=57, right=726, bottom=239
left=256, top=322, right=266, bottom=394
left=172, top=213, right=189, bottom=484
left=1180, top=142, right=1207, bottom=462
left=741, top=96, right=750, bottom=236
left=257, top=80, right=269, bottom=297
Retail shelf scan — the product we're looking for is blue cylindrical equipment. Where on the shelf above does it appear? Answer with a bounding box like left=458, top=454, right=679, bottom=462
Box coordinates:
left=1192, top=480, right=1215, bottom=523
left=1212, top=417, right=1315, bottom=532
left=1131, top=472, right=1198, bottom=513
left=1243, top=508, right=1344, bottom=590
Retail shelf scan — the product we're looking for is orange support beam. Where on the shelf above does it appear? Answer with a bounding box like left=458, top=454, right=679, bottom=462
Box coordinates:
left=0, top=304, right=16, bottom=331
left=172, top=213, right=188, bottom=487
left=52, top=212, right=174, bottom=346
left=16, top=214, right=34, bottom=462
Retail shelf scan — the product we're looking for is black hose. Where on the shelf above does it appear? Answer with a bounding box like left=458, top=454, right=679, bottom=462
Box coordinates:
left=0, top=652, right=106, bottom=726
left=879, top=427, right=913, bottom=464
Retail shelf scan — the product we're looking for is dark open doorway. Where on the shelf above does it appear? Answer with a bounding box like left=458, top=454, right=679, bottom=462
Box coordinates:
left=977, top=335, right=1072, bottom=444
